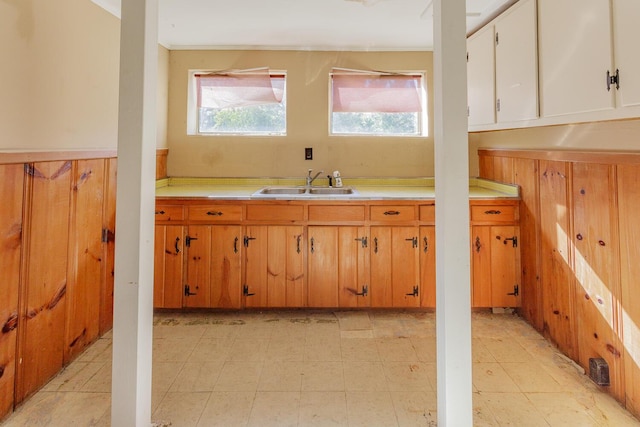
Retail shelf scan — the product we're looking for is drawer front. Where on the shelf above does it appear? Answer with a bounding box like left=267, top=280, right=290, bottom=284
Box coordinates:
left=370, top=205, right=416, bottom=221
left=471, top=205, right=517, bottom=222
left=246, top=204, right=305, bottom=221
left=155, top=205, right=184, bottom=222
left=188, top=205, right=242, bottom=221
left=419, top=205, right=435, bottom=222
left=308, top=205, right=365, bottom=222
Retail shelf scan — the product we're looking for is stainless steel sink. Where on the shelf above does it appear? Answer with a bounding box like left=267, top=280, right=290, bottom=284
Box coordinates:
left=252, top=186, right=358, bottom=197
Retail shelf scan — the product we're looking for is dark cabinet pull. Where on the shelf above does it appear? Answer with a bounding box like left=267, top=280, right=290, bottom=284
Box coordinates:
left=374, top=237, right=379, bottom=254
left=423, top=236, right=428, bottom=253
left=475, top=236, right=481, bottom=253
left=174, top=237, right=181, bottom=254
left=296, top=235, right=301, bottom=254
left=155, top=210, right=165, bottom=215
left=233, top=237, right=238, bottom=253
left=207, top=211, right=223, bottom=216
left=484, top=209, right=501, bottom=215
left=310, top=237, right=315, bottom=254
left=384, top=210, right=400, bottom=216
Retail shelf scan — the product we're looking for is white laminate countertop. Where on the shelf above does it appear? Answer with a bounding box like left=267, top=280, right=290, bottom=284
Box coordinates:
left=155, top=177, right=519, bottom=200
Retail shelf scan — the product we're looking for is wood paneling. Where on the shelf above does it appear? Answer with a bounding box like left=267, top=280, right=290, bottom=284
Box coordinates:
left=538, top=160, right=577, bottom=359
left=370, top=227, right=392, bottom=307
left=16, top=161, right=72, bottom=403
left=572, top=163, right=625, bottom=401
left=153, top=225, right=184, bottom=309
left=156, top=148, right=168, bottom=179
left=0, top=164, right=24, bottom=419
left=100, top=158, right=117, bottom=335
left=617, top=164, right=640, bottom=417
left=65, top=159, right=106, bottom=363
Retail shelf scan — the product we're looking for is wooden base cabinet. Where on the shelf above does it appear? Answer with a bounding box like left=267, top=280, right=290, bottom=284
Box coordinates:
left=153, top=225, right=184, bottom=309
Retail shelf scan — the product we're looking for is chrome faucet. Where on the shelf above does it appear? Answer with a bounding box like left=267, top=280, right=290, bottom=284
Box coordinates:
left=306, top=168, right=324, bottom=187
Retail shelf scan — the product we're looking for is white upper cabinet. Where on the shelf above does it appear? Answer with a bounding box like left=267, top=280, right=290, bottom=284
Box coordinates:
left=538, top=0, right=615, bottom=117
left=467, top=25, right=496, bottom=126
left=613, top=0, right=640, bottom=108
left=494, top=0, right=538, bottom=122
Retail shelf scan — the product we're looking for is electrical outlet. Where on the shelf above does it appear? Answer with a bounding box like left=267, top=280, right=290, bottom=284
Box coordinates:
left=305, top=147, right=313, bottom=160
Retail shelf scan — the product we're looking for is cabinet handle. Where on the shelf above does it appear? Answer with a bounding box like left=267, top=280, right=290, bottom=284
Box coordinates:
left=155, top=210, right=165, bottom=215
left=484, top=209, right=501, bottom=215
left=384, top=210, right=400, bottom=216
left=233, top=237, right=238, bottom=253
left=423, top=236, right=429, bottom=253
left=310, top=237, right=315, bottom=254
left=174, top=237, right=181, bottom=254
left=475, top=236, right=481, bottom=253
left=374, top=237, right=379, bottom=254
left=296, top=235, right=301, bottom=254
left=207, top=211, right=223, bottom=216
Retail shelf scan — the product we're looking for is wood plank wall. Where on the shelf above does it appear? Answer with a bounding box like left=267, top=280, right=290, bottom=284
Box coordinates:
left=479, top=148, right=640, bottom=418
left=0, top=152, right=117, bottom=420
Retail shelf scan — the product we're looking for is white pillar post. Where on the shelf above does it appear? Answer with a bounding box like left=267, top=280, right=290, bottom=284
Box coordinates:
left=433, top=0, right=473, bottom=425
left=111, top=0, right=158, bottom=425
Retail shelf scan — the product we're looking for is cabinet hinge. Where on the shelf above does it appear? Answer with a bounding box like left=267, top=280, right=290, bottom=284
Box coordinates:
left=355, top=236, right=368, bottom=248
left=243, top=284, right=255, bottom=297
left=184, top=284, right=196, bottom=296
left=356, top=285, right=368, bottom=296
left=504, top=236, right=518, bottom=248
left=405, top=236, right=418, bottom=248
left=495, top=32, right=499, bottom=45
left=607, top=69, right=620, bottom=91
left=185, top=235, right=198, bottom=247
left=244, top=236, right=256, bottom=247
left=466, top=51, right=469, bottom=62
left=508, top=284, right=519, bottom=297
left=406, top=285, right=419, bottom=297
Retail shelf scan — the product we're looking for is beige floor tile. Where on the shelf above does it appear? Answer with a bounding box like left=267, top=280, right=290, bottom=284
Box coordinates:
left=152, top=362, right=184, bottom=393
left=77, top=337, right=112, bottom=363
left=384, top=362, right=432, bottom=392
left=410, top=337, right=436, bottom=363
left=201, top=323, right=243, bottom=339
left=227, top=338, right=269, bottom=362
left=214, top=361, right=263, bottom=392
left=341, top=337, right=380, bottom=361
left=246, top=391, right=300, bottom=427
left=576, top=391, right=640, bottom=427
left=299, top=391, right=348, bottom=426
left=343, top=361, right=388, bottom=391
left=377, top=337, right=419, bottom=362
left=264, top=337, right=305, bottom=361
left=301, top=361, right=345, bottom=391
left=473, top=338, right=498, bottom=363
left=336, top=311, right=373, bottom=331
left=234, top=323, right=275, bottom=340
left=81, top=362, right=113, bottom=393
left=187, top=338, right=234, bottom=363
left=152, top=391, right=210, bottom=427
left=501, top=361, right=564, bottom=393
left=170, top=361, right=224, bottom=392
left=340, top=329, right=374, bottom=339
left=42, top=361, right=105, bottom=392
left=153, top=324, right=207, bottom=340
left=258, top=361, right=304, bottom=391
left=304, top=336, right=342, bottom=361
left=475, top=391, right=549, bottom=426
left=346, top=391, right=399, bottom=427
left=390, top=390, right=437, bottom=426
left=526, top=392, right=601, bottom=426
left=152, top=337, right=200, bottom=362
left=481, top=337, right=534, bottom=362
left=473, top=362, right=520, bottom=393
left=196, top=391, right=254, bottom=427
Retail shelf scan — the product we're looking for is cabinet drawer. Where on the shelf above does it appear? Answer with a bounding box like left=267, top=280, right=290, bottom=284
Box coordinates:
left=155, top=205, right=184, bottom=222
left=308, top=205, right=365, bottom=222
left=370, top=205, right=416, bottom=221
left=246, top=204, right=304, bottom=221
left=188, top=205, right=242, bottom=221
left=419, top=205, right=435, bottom=222
left=470, top=205, right=517, bottom=223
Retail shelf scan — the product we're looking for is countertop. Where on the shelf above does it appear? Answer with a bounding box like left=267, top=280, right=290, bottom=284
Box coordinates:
left=155, top=177, right=519, bottom=200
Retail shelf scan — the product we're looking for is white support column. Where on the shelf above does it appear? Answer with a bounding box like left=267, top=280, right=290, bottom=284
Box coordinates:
left=111, top=0, right=158, bottom=426
left=433, top=0, right=473, bottom=425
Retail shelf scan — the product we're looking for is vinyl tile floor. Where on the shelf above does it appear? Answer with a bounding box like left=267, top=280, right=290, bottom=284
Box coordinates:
left=2, top=310, right=639, bottom=427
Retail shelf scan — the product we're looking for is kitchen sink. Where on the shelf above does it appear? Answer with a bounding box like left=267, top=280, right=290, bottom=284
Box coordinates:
left=252, top=186, right=358, bottom=198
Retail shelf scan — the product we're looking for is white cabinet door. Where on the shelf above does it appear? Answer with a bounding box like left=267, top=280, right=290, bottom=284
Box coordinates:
left=538, top=0, right=615, bottom=117
left=613, top=0, right=640, bottom=108
left=467, top=25, right=495, bottom=126
left=494, top=0, right=538, bottom=123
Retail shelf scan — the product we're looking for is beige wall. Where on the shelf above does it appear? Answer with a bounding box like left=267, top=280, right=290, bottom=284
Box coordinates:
left=1, top=0, right=121, bottom=150
left=157, top=45, right=170, bottom=149
left=167, top=50, right=435, bottom=178
left=471, top=118, right=640, bottom=152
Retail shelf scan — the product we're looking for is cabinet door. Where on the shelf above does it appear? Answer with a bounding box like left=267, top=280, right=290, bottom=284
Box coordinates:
left=572, top=163, right=624, bottom=402
left=613, top=0, right=640, bottom=108
left=472, top=226, right=493, bottom=307
left=467, top=25, right=496, bottom=126
left=338, top=227, right=370, bottom=308
left=267, top=226, right=305, bottom=308
left=210, top=225, right=242, bottom=308
left=153, top=225, right=184, bottom=309
left=99, top=158, right=116, bottom=335
left=244, top=226, right=268, bottom=307
left=494, top=0, right=538, bottom=122
left=184, top=226, right=212, bottom=308
left=490, top=226, right=520, bottom=307
left=308, top=226, right=339, bottom=307
left=538, top=0, right=615, bottom=117
left=16, top=161, right=71, bottom=403
left=0, top=164, right=23, bottom=418
left=65, top=159, right=105, bottom=363
left=371, top=227, right=393, bottom=307
left=420, top=226, right=436, bottom=308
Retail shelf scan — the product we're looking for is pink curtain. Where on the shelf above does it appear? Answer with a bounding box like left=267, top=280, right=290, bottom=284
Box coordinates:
left=332, top=72, right=422, bottom=113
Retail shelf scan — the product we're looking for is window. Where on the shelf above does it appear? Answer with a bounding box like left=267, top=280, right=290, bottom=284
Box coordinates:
left=330, top=69, right=427, bottom=137
left=193, top=68, right=286, bottom=135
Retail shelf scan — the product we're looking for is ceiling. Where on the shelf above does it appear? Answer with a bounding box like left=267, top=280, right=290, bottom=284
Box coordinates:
left=93, top=0, right=516, bottom=50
